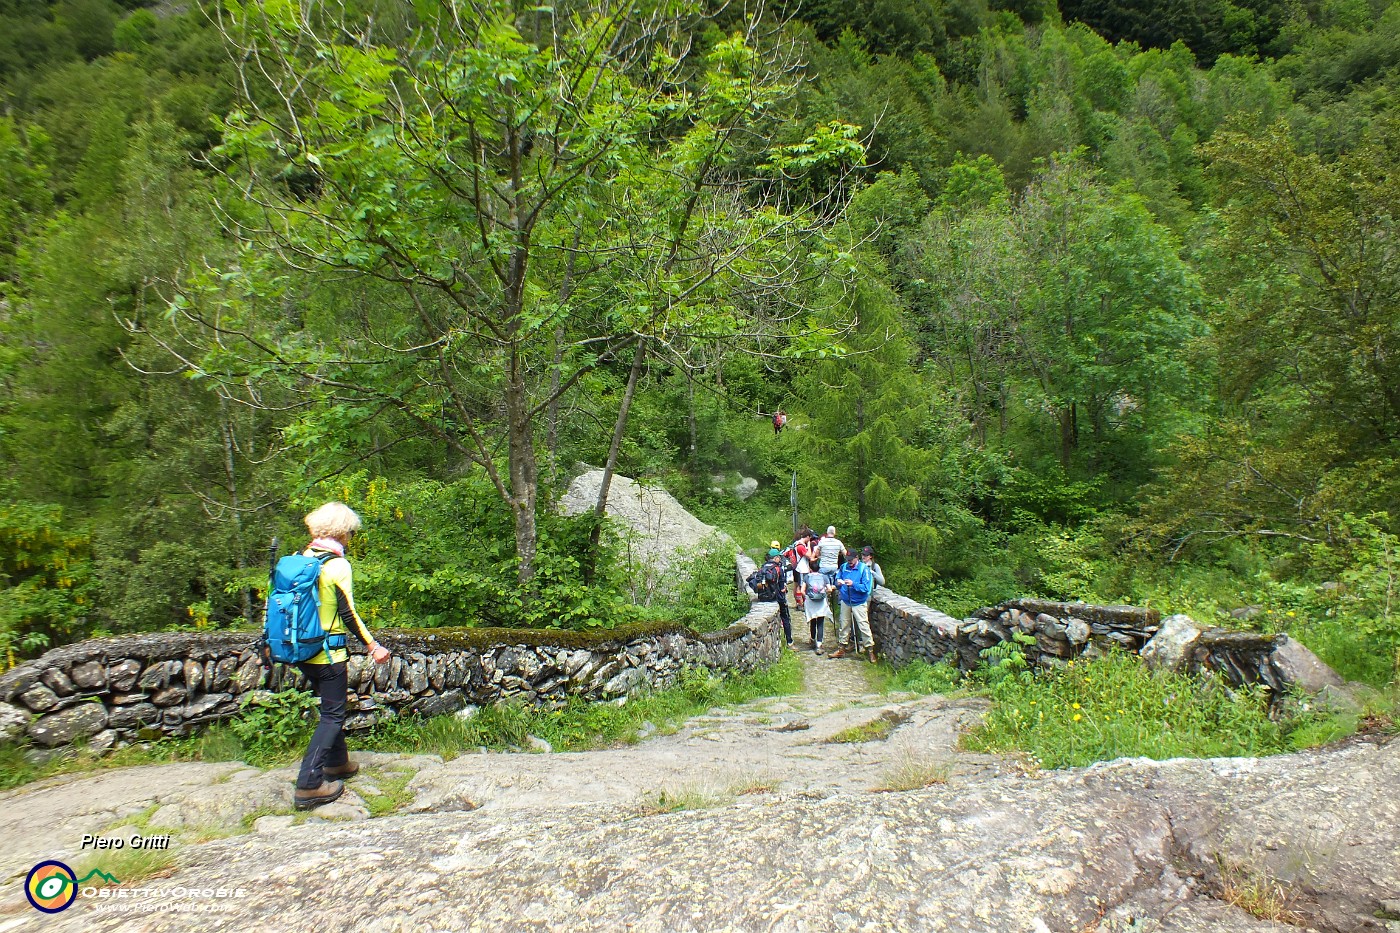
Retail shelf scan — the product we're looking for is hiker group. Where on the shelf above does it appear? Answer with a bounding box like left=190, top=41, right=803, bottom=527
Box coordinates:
left=748, top=526, right=884, bottom=662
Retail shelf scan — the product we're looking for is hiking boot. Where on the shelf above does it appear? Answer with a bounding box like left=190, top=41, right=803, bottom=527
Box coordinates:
left=868, top=649, right=878, bottom=663
left=828, top=647, right=849, bottom=660
left=294, top=780, right=344, bottom=811
left=814, top=641, right=823, bottom=654
left=324, top=760, right=359, bottom=779
left=786, top=641, right=795, bottom=650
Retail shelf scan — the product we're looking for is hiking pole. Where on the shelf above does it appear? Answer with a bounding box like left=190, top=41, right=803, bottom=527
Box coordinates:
left=790, top=470, right=799, bottom=540
left=254, top=536, right=279, bottom=668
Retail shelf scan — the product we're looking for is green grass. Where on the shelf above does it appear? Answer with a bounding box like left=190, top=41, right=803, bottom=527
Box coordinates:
left=963, top=651, right=1290, bottom=768
left=0, top=725, right=250, bottom=791
left=361, top=769, right=417, bottom=817
left=71, top=845, right=177, bottom=888
left=634, top=785, right=729, bottom=816
left=827, top=711, right=904, bottom=744
left=872, top=658, right=964, bottom=695
left=633, top=775, right=779, bottom=816
left=873, top=752, right=951, bottom=792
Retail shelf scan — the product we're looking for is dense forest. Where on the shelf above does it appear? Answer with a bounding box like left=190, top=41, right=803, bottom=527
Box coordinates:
left=0, top=0, right=1396, bottom=689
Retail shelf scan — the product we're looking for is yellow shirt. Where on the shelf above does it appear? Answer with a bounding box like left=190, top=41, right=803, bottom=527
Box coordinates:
left=304, top=550, right=373, bottom=665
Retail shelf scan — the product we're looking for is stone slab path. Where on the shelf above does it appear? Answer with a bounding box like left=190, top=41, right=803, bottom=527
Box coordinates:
left=1, top=644, right=1395, bottom=932
left=0, top=643, right=995, bottom=922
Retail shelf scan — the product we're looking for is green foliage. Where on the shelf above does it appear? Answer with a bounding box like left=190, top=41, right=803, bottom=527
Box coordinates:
left=647, top=534, right=751, bottom=634
left=0, top=722, right=246, bottom=791
left=826, top=715, right=901, bottom=744
left=973, top=631, right=1037, bottom=685
left=0, top=494, right=95, bottom=660
left=0, top=0, right=1393, bottom=707
left=299, top=473, right=641, bottom=630
left=965, top=651, right=1287, bottom=767
left=1205, top=123, right=1400, bottom=459
left=883, top=657, right=964, bottom=694
left=228, top=689, right=320, bottom=767
left=801, top=263, right=941, bottom=562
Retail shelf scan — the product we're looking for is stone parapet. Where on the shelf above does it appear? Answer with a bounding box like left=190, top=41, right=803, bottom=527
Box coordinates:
left=0, top=603, right=782, bottom=750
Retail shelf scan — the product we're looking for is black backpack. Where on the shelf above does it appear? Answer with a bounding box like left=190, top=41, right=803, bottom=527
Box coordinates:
left=747, top=561, right=782, bottom=600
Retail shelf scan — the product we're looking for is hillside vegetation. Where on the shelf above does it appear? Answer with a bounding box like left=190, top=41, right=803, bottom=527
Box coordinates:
left=0, top=0, right=1396, bottom=690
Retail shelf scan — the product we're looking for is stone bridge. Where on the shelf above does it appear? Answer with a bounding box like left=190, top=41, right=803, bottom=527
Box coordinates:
left=0, top=562, right=1344, bottom=752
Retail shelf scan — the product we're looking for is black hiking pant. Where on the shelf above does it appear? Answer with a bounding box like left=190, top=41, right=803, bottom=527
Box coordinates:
left=295, top=660, right=350, bottom=790
left=762, top=595, right=792, bottom=644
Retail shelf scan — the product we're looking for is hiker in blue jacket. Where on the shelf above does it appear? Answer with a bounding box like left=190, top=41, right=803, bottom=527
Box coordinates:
left=829, top=550, right=876, bottom=662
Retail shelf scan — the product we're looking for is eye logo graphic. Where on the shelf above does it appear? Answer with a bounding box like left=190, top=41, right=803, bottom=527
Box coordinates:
left=25, top=861, right=121, bottom=913
left=26, top=861, right=78, bottom=913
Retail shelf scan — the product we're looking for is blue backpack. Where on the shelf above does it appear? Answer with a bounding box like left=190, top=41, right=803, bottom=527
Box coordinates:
left=263, top=552, right=346, bottom=663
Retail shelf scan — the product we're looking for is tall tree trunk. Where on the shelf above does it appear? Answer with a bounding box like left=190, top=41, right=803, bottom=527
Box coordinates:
left=855, top=395, right=867, bottom=526
left=687, top=367, right=698, bottom=473
left=584, top=342, right=648, bottom=585
left=502, top=109, right=540, bottom=593
left=218, top=398, right=252, bottom=622
left=1058, top=404, right=1078, bottom=468
left=506, top=348, right=539, bottom=590
left=546, top=322, right=565, bottom=487
left=545, top=230, right=580, bottom=488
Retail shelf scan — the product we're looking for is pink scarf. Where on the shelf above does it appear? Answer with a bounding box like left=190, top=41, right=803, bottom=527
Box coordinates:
left=309, top=537, right=345, bottom=556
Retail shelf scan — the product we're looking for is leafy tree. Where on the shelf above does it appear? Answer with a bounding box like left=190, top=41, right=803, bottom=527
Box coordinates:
left=1007, top=157, right=1207, bottom=467
left=170, top=0, right=851, bottom=596
left=0, top=118, right=53, bottom=282
left=1205, top=122, right=1400, bottom=452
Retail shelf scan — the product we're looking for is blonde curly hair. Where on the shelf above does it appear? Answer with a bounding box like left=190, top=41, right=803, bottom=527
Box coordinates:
left=304, top=502, right=363, bottom=540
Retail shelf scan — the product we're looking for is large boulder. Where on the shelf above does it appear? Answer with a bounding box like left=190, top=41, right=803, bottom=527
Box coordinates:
left=1270, top=635, right=1345, bottom=693
left=559, top=470, right=735, bottom=601
left=1140, top=614, right=1202, bottom=673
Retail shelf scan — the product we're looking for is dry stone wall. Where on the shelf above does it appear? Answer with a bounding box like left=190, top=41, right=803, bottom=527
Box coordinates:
left=869, top=590, right=1344, bottom=704
left=0, top=603, right=781, bottom=751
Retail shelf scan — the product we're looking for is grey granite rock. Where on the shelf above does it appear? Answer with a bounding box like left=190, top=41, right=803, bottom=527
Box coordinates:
left=27, top=741, right=1397, bottom=933
left=0, top=702, right=30, bottom=742
left=1270, top=636, right=1345, bottom=693
left=19, top=684, right=59, bottom=712
left=27, top=702, right=106, bottom=747
left=1141, top=614, right=1202, bottom=673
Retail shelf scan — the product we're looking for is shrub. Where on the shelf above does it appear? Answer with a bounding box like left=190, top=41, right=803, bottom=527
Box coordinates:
left=647, top=533, right=750, bottom=633
left=0, top=494, right=96, bottom=662
left=884, top=658, right=963, bottom=694
left=964, top=651, right=1287, bottom=768
left=295, top=473, right=639, bottom=631
left=229, top=689, right=319, bottom=766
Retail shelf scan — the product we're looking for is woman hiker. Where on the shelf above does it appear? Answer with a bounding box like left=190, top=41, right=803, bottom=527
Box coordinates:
left=294, top=502, right=392, bottom=811
left=803, top=561, right=832, bottom=654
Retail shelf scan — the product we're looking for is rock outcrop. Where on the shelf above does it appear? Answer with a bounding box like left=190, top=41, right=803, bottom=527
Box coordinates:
left=21, top=737, right=1397, bottom=933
